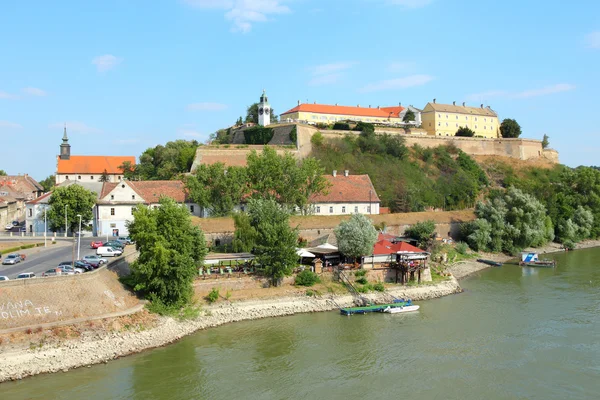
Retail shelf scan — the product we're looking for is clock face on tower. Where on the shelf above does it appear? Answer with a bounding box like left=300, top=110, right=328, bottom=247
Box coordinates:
left=259, top=107, right=264, bottom=115
left=265, top=108, right=270, bottom=115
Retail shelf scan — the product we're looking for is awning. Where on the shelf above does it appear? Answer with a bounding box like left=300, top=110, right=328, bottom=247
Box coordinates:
left=317, top=243, right=338, bottom=250
left=297, top=249, right=316, bottom=258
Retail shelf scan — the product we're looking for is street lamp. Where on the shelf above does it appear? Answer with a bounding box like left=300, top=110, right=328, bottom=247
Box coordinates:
left=64, top=204, right=68, bottom=238
left=76, top=214, right=82, bottom=260
left=44, top=206, right=47, bottom=248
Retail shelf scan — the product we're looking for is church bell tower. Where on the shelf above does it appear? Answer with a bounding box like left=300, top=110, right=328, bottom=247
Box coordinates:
left=59, top=124, right=71, bottom=160
left=258, top=89, right=271, bottom=126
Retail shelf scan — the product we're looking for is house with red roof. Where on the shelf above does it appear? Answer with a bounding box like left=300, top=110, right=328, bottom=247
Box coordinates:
left=96, top=180, right=202, bottom=236
left=310, top=170, right=380, bottom=215
left=363, top=238, right=428, bottom=266
left=55, top=127, right=135, bottom=185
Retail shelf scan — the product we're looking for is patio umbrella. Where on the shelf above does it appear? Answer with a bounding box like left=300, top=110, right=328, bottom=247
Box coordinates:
left=296, top=249, right=316, bottom=258
left=316, top=243, right=338, bottom=250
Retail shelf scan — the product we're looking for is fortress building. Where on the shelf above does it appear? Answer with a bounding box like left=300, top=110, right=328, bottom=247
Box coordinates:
left=421, top=100, right=499, bottom=138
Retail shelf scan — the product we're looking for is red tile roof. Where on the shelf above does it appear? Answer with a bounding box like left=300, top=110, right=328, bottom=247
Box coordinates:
left=101, top=181, right=188, bottom=203
left=26, top=191, right=52, bottom=205
left=373, top=239, right=425, bottom=255
left=311, top=174, right=380, bottom=203
left=0, top=175, right=43, bottom=198
left=280, top=103, right=404, bottom=118
left=57, top=156, right=135, bottom=175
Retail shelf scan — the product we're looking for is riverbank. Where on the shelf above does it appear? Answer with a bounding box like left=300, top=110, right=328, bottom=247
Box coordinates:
left=0, top=277, right=461, bottom=383
left=447, top=239, right=600, bottom=280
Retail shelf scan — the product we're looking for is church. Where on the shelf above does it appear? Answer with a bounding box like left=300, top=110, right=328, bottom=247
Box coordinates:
left=55, top=127, right=136, bottom=185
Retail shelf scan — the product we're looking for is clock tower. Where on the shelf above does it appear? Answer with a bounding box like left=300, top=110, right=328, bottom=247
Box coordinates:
left=258, top=89, right=271, bottom=126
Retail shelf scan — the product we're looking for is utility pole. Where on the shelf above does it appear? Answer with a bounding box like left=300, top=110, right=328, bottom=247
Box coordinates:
left=44, top=207, right=47, bottom=248
left=76, top=214, right=82, bottom=260
left=64, top=204, right=68, bottom=238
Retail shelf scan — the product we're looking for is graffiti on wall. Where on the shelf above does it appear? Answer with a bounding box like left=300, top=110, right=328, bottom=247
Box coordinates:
left=0, top=300, right=63, bottom=320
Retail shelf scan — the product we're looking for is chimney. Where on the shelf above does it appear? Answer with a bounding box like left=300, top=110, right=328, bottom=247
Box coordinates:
left=335, top=103, right=338, bottom=106
left=297, top=100, right=300, bottom=105
left=369, top=105, right=371, bottom=108
left=433, top=98, right=436, bottom=103
left=399, top=102, right=402, bottom=106
left=377, top=106, right=380, bottom=109
left=481, top=104, right=484, bottom=108
left=314, top=101, right=316, bottom=104
left=453, top=101, right=456, bottom=106
left=344, top=170, right=349, bottom=177
left=333, top=170, right=337, bottom=177
left=462, top=102, right=465, bottom=106
left=357, top=104, right=360, bottom=107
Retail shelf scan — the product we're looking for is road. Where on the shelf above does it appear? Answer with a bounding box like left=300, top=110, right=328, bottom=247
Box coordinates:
left=0, top=237, right=113, bottom=279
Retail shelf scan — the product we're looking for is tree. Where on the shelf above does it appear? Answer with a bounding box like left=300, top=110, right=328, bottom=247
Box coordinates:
left=404, top=220, right=437, bottom=249
left=402, top=109, right=416, bottom=123
left=500, top=118, right=522, bottom=138
left=39, top=175, right=55, bottom=192
left=186, top=163, right=249, bottom=217
left=46, top=185, right=97, bottom=233
left=245, top=103, right=278, bottom=124
left=334, top=213, right=378, bottom=262
left=455, top=126, right=475, bottom=137
left=243, top=126, right=274, bottom=145
left=127, top=197, right=207, bottom=307
left=542, top=134, right=550, bottom=149
left=99, top=169, right=110, bottom=182
left=134, top=140, right=199, bottom=180
left=0, top=169, right=6, bottom=176
left=231, top=212, right=257, bottom=252
left=245, top=199, right=298, bottom=286
left=236, top=116, right=243, bottom=126
left=118, top=161, right=138, bottom=181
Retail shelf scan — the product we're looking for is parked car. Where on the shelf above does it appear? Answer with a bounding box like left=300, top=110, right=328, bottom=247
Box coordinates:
left=79, top=258, right=100, bottom=268
left=42, top=268, right=62, bottom=277
left=0, top=276, right=9, bottom=281
left=19, top=227, right=26, bottom=233
left=74, top=260, right=94, bottom=272
left=4, top=224, right=13, bottom=231
left=11, top=220, right=19, bottom=226
left=118, top=236, right=134, bottom=245
left=83, top=255, right=108, bottom=265
left=103, top=241, right=124, bottom=250
left=2, top=254, right=21, bottom=265
left=90, top=241, right=104, bottom=249
left=97, top=246, right=122, bottom=257
left=16, top=272, right=36, bottom=279
left=57, top=261, right=85, bottom=274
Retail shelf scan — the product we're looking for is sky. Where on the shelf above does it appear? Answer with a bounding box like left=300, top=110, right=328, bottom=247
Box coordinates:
left=1, top=0, right=599, bottom=181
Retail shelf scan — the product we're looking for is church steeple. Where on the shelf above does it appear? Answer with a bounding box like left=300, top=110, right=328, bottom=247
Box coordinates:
left=60, top=124, right=71, bottom=160
left=258, top=89, right=271, bottom=126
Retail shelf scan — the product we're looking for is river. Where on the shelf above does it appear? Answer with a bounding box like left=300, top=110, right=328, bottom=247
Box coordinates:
left=3, top=248, right=600, bottom=399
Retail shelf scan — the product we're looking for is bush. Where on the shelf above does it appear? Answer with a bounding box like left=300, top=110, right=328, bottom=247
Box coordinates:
left=563, top=240, right=576, bottom=250
left=289, top=126, right=297, bottom=144
left=311, top=132, right=324, bottom=147
left=405, top=220, right=436, bottom=249
left=355, top=277, right=368, bottom=285
left=354, top=269, right=367, bottom=277
left=295, top=270, right=320, bottom=286
left=455, top=242, right=468, bottom=255
left=206, top=287, right=220, bottom=303
left=373, top=282, right=385, bottom=292
left=333, top=122, right=351, bottom=131
left=455, top=127, right=475, bottom=137
left=243, top=126, right=274, bottom=145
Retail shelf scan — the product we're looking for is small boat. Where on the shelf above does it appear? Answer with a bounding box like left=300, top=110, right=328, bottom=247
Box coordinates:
left=477, top=259, right=503, bottom=267
left=382, top=305, right=420, bottom=314
left=519, top=252, right=556, bottom=268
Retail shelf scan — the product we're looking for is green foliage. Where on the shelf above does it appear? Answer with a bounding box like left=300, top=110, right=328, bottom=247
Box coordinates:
left=405, top=220, right=436, bottom=249
left=0, top=169, right=6, bottom=176
left=353, top=121, right=375, bottom=134
left=245, top=102, right=278, bottom=124
left=246, top=199, right=299, bottom=286
left=456, top=151, right=489, bottom=187
left=289, top=126, right=297, bottom=145
left=146, top=299, right=200, bottom=320
left=333, top=122, right=351, bottom=130
left=231, top=212, right=257, bottom=252
left=403, top=109, right=416, bottom=123
left=206, top=288, right=220, bottom=303
left=127, top=197, right=208, bottom=307
left=47, top=185, right=97, bottom=233
left=334, top=214, right=378, bottom=260
left=355, top=277, right=368, bottom=285
left=243, top=126, right=274, bottom=145
left=212, top=128, right=233, bottom=144
left=464, top=187, right=554, bottom=253
left=129, top=140, right=199, bottom=180
left=455, top=126, right=475, bottom=137
left=542, top=134, right=550, bottom=149
left=373, top=282, right=385, bottom=292
left=186, top=163, right=249, bottom=217
left=99, top=169, right=110, bottom=182
left=455, top=242, right=468, bottom=255
left=295, top=270, right=320, bottom=286
left=39, top=175, right=55, bottom=192
left=311, top=132, right=324, bottom=147
left=354, top=269, right=367, bottom=277
left=500, top=118, right=522, bottom=138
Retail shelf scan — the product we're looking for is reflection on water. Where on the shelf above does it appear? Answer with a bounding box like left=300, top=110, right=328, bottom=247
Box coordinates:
left=3, top=248, right=600, bottom=400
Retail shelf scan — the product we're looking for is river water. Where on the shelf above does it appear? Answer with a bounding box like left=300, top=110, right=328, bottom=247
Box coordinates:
left=3, top=248, right=600, bottom=399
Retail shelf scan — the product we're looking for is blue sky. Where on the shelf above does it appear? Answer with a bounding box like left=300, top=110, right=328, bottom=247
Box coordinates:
left=1, top=0, right=599, bottom=181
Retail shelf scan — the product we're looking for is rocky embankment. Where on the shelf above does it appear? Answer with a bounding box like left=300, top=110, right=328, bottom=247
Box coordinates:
left=0, top=277, right=461, bottom=383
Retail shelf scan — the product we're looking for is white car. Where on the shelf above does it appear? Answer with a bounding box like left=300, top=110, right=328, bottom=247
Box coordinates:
left=0, top=276, right=9, bottom=281
left=83, top=255, right=108, bottom=265
left=2, top=254, right=22, bottom=265
left=16, top=272, right=36, bottom=279
left=4, top=224, right=13, bottom=231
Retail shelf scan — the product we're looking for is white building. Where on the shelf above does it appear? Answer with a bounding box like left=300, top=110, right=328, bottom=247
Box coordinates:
left=25, top=192, right=52, bottom=235
left=398, top=105, right=423, bottom=127
left=96, top=180, right=202, bottom=237
left=257, top=89, right=271, bottom=127
left=310, top=171, right=380, bottom=215
left=55, top=127, right=136, bottom=185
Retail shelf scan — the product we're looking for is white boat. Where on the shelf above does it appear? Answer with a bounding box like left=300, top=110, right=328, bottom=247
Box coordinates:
left=382, top=305, right=420, bottom=314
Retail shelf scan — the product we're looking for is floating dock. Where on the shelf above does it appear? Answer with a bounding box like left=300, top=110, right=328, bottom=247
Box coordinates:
left=340, top=299, right=413, bottom=315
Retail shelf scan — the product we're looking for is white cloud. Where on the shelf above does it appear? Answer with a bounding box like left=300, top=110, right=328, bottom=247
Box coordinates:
left=310, top=62, right=355, bottom=76
left=386, top=0, right=433, bottom=8
left=468, top=84, right=575, bottom=101
left=184, top=0, right=290, bottom=33
left=585, top=31, right=600, bottom=49
left=359, top=74, right=434, bottom=92
left=386, top=61, right=415, bottom=73
left=22, top=87, right=47, bottom=96
left=0, top=120, right=23, bottom=129
left=0, top=91, right=17, bottom=99
left=49, top=121, right=103, bottom=135
left=92, top=54, right=123, bottom=72
left=186, top=102, right=228, bottom=111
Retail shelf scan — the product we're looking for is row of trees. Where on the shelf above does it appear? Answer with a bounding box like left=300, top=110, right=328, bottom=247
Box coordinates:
left=186, top=147, right=330, bottom=216
left=454, top=118, right=522, bottom=138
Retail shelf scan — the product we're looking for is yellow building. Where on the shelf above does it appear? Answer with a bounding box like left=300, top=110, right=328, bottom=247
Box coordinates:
left=421, top=100, right=499, bottom=138
left=280, top=102, right=405, bottom=124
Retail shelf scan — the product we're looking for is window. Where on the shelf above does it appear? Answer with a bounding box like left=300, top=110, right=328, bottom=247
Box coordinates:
left=354, top=206, right=358, bottom=213
left=118, top=176, right=121, bottom=180
left=329, top=206, right=333, bottom=214
left=429, top=123, right=431, bottom=126
left=312, top=115, right=318, bottom=120
left=132, top=195, right=135, bottom=200
left=131, top=207, right=135, bottom=215
left=190, top=205, right=195, bottom=213
left=342, top=206, right=346, bottom=213
left=28, top=208, right=32, bottom=217
left=475, top=125, right=478, bottom=129
left=78, top=176, right=81, bottom=180
left=91, top=176, right=94, bottom=180
left=65, top=176, right=69, bottom=180
left=445, top=122, right=448, bottom=126
left=438, top=114, right=441, bottom=118
left=367, top=206, right=371, bottom=213
left=465, top=116, right=468, bottom=120
left=445, top=114, right=448, bottom=119
left=438, top=122, right=441, bottom=127
left=475, top=117, right=478, bottom=121
left=316, top=206, right=321, bottom=213
left=484, top=126, right=487, bottom=130
left=110, top=208, right=115, bottom=216
left=484, top=118, right=487, bottom=122
left=111, top=195, right=114, bottom=200
left=456, top=123, right=458, bottom=127
left=456, top=115, right=458, bottom=119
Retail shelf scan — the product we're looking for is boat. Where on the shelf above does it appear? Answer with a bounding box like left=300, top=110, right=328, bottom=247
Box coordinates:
left=382, top=305, right=420, bottom=314
left=519, top=252, right=556, bottom=267
left=340, top=299, right=413, bottom=315
left=477, top=259, right=503, bottom=267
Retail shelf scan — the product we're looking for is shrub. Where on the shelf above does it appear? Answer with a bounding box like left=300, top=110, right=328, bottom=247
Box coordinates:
left=405, top=220, right=436, bottom=249
left=225, top=290, right=232, bottom=300
left=316, top=123, right=330, bottom=130
left=244, top=126, right=274, bottom=145
left=563, top=240, right=576, bottom=250
left=311, top=132, right=324, bottom=147
left=455, top=127, right=475, bottom=137
left=289, top=126, right=297, bottom=144
left=206, top=287, right=220, bottom=303
left=333, top=122, right=350, bottom=131
left=455, top=242, right=468, bottom=255
left=295, top=270, right=320, bottom=286
left=354, top=269, right=367, bottom=277
left=373, top=282, right=385, bottom=292
left=355, top=277, right=368, bottom=285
